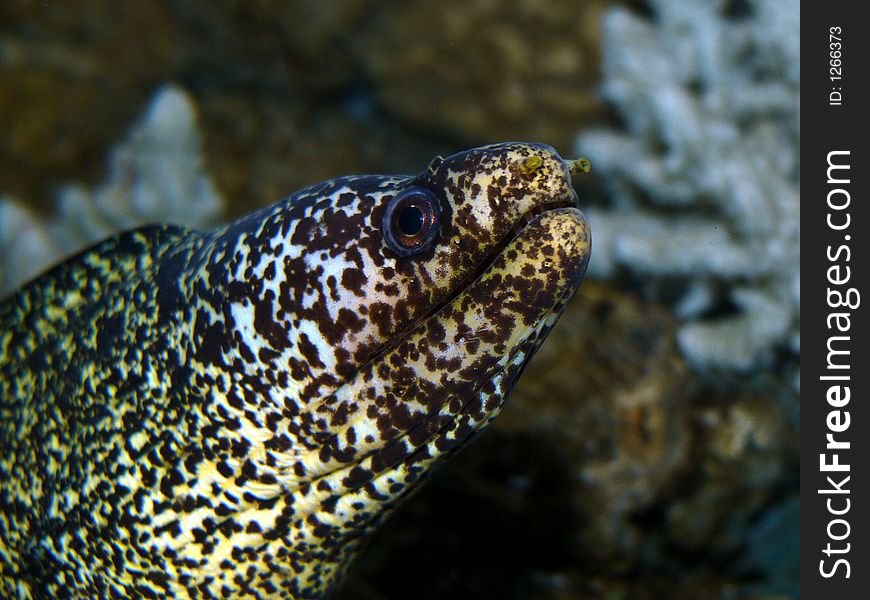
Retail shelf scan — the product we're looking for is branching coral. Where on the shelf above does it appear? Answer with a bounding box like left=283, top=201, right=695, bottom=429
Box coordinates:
left=1, top=86, right=223, bottom=296
left=575, top=0, right=799, bottom=382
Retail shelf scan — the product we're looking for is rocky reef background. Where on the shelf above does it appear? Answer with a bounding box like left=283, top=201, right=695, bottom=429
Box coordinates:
left=0, top=1, right=799, bottom=598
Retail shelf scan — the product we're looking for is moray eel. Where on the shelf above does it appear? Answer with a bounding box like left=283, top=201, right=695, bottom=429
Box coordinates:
left=0, top=142, right=591, bottom=598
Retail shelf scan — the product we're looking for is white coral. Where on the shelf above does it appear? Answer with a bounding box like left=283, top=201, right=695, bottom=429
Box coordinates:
left=575, top=0, right=799, bottom=380
left=1, top=85, right=224, bottom=296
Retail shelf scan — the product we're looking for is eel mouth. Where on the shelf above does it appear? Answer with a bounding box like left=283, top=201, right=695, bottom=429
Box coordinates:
left=445, top=195, right=580, bottom=313
left=361, top=194, right=582, bottom=371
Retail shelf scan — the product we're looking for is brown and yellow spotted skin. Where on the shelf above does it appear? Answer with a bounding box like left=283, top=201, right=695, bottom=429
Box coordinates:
left=0, top=143, right=591, bottom=598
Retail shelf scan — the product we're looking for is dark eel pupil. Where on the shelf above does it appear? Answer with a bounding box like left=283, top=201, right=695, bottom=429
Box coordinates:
left=397, top=205, right=424, bottom=236
left=383, top=187, right=441, bottom=257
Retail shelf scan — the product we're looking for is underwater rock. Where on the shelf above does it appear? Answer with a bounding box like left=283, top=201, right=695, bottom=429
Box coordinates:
left=0, top=0, right=180, bottom=206
left=574, top=0, right=799, bottom=381
left=2, top=1, right=610, bottom=221
left=0, top=1, right=446, bottom=222
left=0, top=86, right=223, bottom=296
left=166, top=1, right=446, bottom=214
left=194, top=86, right=450, bottom=219
left=664, top=387, right=798, bottom=558
left=504, top=283, right=693, bottom=565
left=357, top=0, right=609, bottom=148
left=262, top=0, right=382, bottom=92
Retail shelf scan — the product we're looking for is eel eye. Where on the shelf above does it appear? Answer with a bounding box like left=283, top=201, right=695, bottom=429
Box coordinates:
left=382, top=187, right=441, bottom=257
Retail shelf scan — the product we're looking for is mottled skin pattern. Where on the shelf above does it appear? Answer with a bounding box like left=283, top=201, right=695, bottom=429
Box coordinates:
left=0, top=143, right=591, bottom=598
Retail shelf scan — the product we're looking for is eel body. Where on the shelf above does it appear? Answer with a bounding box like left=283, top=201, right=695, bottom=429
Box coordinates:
left=0, top=142, right=591, bottom=598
